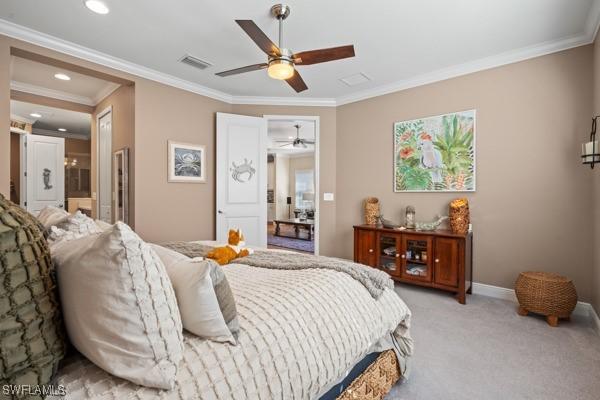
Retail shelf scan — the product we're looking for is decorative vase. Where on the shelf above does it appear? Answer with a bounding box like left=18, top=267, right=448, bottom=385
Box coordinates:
left=364, top=197, right=380, bottom=225
left=405, top=206, right=416, bottom=229
left=449, top=198, right=470, bottom=234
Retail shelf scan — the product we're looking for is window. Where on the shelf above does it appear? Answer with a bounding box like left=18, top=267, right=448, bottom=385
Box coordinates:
left=295, top=169, right=314, bottom=209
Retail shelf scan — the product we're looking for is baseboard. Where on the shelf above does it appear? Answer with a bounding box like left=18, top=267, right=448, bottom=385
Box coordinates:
left=472, top=282, right=599, bottom=330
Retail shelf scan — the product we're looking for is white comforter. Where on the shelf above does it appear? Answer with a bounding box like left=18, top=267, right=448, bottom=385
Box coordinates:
left=52, top=263, right=412, bottom=400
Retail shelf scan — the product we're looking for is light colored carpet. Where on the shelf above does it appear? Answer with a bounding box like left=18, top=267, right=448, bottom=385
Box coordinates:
left=387, top=284, right=600, bottom=400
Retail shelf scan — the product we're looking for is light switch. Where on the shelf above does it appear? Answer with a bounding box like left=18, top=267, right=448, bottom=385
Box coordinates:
left=323, top=193, right=334, bottom=201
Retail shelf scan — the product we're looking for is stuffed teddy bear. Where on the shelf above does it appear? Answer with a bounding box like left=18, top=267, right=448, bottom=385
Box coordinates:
left=206, top=228, right=254, bottom=265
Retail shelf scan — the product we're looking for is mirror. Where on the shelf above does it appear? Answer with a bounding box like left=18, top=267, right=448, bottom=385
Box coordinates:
left=113, top=148, right=129, bottom=224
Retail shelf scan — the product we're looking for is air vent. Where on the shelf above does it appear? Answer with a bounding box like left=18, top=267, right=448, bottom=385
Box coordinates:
left=179, top=54, right=212, bottom=70
left=339, top=73, right=371, bottom=87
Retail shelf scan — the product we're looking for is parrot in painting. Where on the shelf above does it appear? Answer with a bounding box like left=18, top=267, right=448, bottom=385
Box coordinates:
left=418, top=135, right=443, bottom=183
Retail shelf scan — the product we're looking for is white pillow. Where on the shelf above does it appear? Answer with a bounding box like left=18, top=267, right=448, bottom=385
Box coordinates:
left=54, top=222, right=184, bottom=389
left=94, top=219, right=112, bottom=231
left=151, top=244, right=237, bottom=344
left=36, top=206, right=69, bottom=229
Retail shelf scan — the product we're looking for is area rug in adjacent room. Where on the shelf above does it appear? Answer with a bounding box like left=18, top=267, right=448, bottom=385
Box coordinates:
left=267, top=233, right=314, bottom=253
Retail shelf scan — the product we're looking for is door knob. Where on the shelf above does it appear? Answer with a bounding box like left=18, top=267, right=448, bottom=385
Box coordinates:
left=58, top=204, right=64, bottom=208
left=218, top=210, right=225, bottom=214
left=401, top=254, right=406, bottom=259
left=435, top=258, right=440, bottom=263
left=368, top=249, right=373, bottom=253
left=395, top=254, right=400, bottom=258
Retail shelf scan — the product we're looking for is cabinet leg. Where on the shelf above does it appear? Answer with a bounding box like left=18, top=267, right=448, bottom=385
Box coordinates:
left=457, top=292, right=466, bottom=304
left=517, top=306, right=528, bottom=316
left=547, top=315, right=559, bottom=327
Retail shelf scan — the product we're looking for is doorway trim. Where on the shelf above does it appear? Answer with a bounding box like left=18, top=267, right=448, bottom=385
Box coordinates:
left=263, top=115, right=320, bottom=255
left=96, top=105, right=112, bottom=221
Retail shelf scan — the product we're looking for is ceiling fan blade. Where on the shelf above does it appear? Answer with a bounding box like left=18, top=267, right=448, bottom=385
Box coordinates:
left=236, top=20, right=281, bottom=56
left=293, top=45, right=355, bottom=65
left=286, top=70, right=308, bottom=93
left=279, top=143, right=293, bottom=147
left=302, top=140, right=315, bottom=144
left=215, top=63, right=268, bottom=77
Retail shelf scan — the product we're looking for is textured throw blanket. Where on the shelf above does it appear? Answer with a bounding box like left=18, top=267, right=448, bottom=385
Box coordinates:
left=162, top=241, right=394, bottom=299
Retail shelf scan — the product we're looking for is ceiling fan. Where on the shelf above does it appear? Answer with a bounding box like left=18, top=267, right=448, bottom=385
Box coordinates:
left=215, top=4, right=355, bottom=93
left=276, top=124, right=314, bottom=148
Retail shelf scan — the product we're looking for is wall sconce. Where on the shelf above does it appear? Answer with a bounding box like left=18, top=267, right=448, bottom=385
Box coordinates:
left=582, top=116, right=600, bottom=169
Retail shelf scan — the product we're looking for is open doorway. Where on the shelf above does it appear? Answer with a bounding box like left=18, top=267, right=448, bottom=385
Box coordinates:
left=10, top=100, right=91, bottom=215
left=8, top=49, right=134, bottom=225
left=265, top=117, right=319, bottom=254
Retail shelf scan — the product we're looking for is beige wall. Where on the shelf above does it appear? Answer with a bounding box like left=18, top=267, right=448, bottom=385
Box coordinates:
left=231, top=105, right=337, bottom=256
left=65, top=138, right=90, bottom=154
left=0, top=37, right=10, bottom=196
left=91, top=85, right=135, bottom=226
left=336, top=45, right=594, bottom=301
left=134, top=80, right=230, bottom=242
left=9, top=133, right=20, bottom=203
left=593, top=38, right=600, bottom=313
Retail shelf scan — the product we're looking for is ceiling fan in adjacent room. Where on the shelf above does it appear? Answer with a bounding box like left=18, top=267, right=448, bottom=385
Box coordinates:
left=215, top=4, right=355, bottom=93
left=276, top=124, right=314, bottom=148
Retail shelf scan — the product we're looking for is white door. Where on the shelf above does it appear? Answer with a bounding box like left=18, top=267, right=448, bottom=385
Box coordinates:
left=98, top=110, right=112, bottom=223
left=216, top=112, right=267, bottom=247
left=21, top=134, right=65, bottom=215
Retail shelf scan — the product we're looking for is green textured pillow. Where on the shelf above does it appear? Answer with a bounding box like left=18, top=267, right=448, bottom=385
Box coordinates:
left=0, top=194, right=65, bottom=397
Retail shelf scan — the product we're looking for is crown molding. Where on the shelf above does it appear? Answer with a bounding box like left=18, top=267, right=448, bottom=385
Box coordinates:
left=336, top=32, right=597, bottom=106
left=32, top=127, right=89, bottom=140
left=11, top=80, right=95, bottom=106
left=231, top=95, right=336, bottom=107
left=10, top=112, right=34, bottom=124
left=2, top=6, right=600, bottom=109
left=0, top=18, right=234, bottom=104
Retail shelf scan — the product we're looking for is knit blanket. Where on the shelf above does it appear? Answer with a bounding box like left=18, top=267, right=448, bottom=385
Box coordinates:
left=162, top=241, right=394, bottom=299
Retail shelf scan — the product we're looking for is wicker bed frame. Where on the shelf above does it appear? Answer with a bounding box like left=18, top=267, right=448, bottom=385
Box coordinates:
left=336, top=350, right=401, bottom=400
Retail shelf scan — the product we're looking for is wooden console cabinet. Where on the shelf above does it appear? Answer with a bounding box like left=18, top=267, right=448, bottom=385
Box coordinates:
left=354, top=225, right=473, bottom=304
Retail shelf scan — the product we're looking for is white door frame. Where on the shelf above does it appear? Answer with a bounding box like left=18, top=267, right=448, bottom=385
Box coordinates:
left=263, top=115, right=320, bottom=255
left=96, top=106, right=112, bottom=221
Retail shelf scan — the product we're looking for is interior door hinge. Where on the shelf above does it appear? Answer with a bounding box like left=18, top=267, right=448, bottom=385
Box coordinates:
left=24, top=172, right=27, bottom=177
left=24, top=201, right=27, bottom=206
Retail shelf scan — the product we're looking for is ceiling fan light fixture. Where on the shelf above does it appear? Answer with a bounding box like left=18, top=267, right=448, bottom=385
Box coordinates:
left=267, top=59, right=294, bottom=80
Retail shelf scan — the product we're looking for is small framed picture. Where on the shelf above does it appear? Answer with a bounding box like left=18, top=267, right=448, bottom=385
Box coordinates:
left=168, top=140, right=206, bottom=183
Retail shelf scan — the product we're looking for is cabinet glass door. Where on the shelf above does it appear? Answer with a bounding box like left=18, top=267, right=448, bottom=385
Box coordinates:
left=401, top=235, right=433, bottom=282
left=377, top=233, right=400, bottom=276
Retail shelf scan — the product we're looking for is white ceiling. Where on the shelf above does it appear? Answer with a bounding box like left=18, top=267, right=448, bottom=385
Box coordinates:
left=10, top=56, right=119, bottom=106
left=11, top=100, right=91, bottom=138
left=0, top=0, right=599, bottom=105
left=268, top=120, right=315, bottom=155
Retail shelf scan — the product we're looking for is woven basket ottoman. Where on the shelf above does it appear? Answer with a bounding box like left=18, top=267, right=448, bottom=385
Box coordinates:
left=515, top=271, right=577, bottom=327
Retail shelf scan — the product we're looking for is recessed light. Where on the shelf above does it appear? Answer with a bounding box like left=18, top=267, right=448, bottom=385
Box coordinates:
left=288, top=136, right=294, bottom=139
left=30, top=113, right=42, bottom=118
left=54, top=73, right=71, bottom=81
left=84, top=0, right=109, bottom=15
left=58, top=128, right=67, bottom=132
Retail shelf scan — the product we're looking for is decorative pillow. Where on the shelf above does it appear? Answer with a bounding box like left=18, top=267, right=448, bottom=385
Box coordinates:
left=36, top=206, right=69, bottom=230
left=0, top=195, right=65, bottom=394
left=152, top=244, right=239, bottom=344
left=94, top=219, right=112, bottom=231
left=53, top=222, right=184, bottom=389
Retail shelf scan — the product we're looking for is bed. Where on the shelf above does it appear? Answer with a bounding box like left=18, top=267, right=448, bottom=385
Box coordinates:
left=50, top=244, right=413, bottom=400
